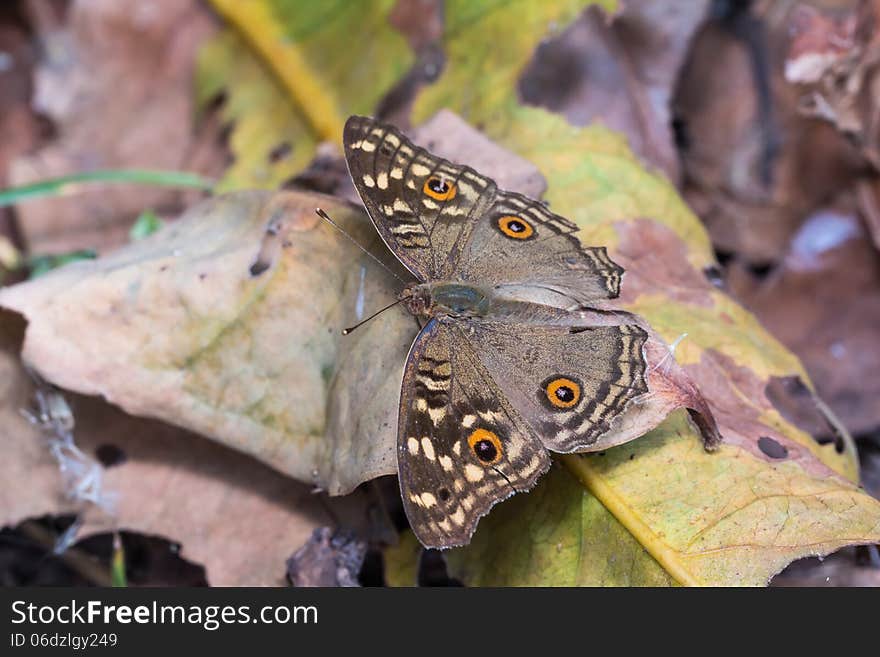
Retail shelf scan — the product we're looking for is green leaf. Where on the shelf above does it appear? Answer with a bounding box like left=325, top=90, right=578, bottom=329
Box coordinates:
left=446, top=464, right=677, bottom=586
left=129, top=210, right=165, bottom=242
left=110, top=533, right=128, bottom=587
left=28, top=250, right=97, bottom=279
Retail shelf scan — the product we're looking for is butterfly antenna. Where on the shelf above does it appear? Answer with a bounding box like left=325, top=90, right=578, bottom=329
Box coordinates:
left=315, top=208, right=406, bottom=284
left=342, top=297, right=404, bottom=335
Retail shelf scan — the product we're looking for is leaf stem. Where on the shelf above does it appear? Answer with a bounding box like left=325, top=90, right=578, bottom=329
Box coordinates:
left=0, top=169, right=214, bottom=208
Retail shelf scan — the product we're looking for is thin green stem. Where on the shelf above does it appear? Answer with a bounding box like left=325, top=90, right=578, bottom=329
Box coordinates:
left=0, top=169, right=214, bottom=208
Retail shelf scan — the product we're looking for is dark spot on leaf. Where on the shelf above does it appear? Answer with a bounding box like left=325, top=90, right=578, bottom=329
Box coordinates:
left=758, top=436, right=788, bottom=459
left=671, top=115, right=690, bottom=151
left=94, top=443, right=126, bottom=467
left=249, top=259, right=270, bottom=277
left=267, top=142, right=292, bottom=163
left=217, top=122, right=234, bottom=147
left=713, top=248, right=734, bottom=267
left=703, top=264, right=724, bottom=288
left=747, top=261, right=775, bottom=279
left=203, top=90, right=228, bottom=113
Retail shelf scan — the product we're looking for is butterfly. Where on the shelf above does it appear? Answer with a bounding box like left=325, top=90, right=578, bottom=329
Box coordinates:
left=343, top=115, right=649, bottom=549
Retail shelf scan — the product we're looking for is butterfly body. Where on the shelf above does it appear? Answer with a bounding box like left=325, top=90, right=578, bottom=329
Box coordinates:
left=344, top=116, right=651, bottom=548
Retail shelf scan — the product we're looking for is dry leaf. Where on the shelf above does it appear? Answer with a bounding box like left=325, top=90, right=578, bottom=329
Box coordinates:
left=786, top=0, right=880, bottom=170
left=0, top=312, right=367, bottom=586
left=727, top=203, right=880, bottom=436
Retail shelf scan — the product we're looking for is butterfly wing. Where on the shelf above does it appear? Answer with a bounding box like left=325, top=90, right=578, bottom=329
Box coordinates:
left=343, top=115, right=497, bottom=281
left=465, top=319, right=649, bottom=452
left=398, top=319, right=550, bottom=548
left=453, top=190, right=624, bottom=304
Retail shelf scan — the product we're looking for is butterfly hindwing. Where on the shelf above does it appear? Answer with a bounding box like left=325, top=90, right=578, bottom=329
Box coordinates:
left=398, top=319, right=551, bottom=548
left=344, top=115, right=498, bottom=281
left=465, top=319, right=649, bottom=452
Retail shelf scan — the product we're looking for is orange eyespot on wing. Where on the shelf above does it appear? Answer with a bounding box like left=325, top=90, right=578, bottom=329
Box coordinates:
left=544, top=377, right=581, bottom=409
left=423, top=176, right=457, bottom=201
left=497, top=215, right=534, bottom=239
left=467, top=428, right=503, bottom=465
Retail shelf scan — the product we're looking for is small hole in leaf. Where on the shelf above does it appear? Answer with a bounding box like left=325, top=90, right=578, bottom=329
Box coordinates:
left=703, top=264, right=724, bottom=288
left=671, top=115, right=690, bottom=151
left=713, top=248, right=735, bottom=267
left=267, top=142, right=292, bottom=163
left=249, top=260, right=270, bottom=277
left=94, top=444, right=127, bottom=468
left=747, top=261, right=775, bottom=279
left=758, top=436, right=788, bottom=459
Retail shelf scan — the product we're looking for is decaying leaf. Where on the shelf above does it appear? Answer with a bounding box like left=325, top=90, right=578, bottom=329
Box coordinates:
left=786, top=0, right=880, bottom=170
left=675, top=0, right=865, bottom=263
left=4, top=0, right=879, bottom=587
left=727, top=204, right=880, bottom=437
left=0, top=312, right=368, bottom=586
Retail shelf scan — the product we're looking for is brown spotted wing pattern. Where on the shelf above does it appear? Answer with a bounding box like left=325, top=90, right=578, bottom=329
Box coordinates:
left=467, top=321, right=648, bottom=453
left=344, top=116, right=621, bottom=302
left=399, top=319, right=550, bottom=548
left=343, top=115, right=649, bottom=549
left=344, top=116, right=497, bottom=281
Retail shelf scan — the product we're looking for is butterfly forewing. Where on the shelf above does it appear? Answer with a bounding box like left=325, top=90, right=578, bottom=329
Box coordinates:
left=344, top=116, right=498, bottom=281
left=398, top=320, right=551, bottom=548
left=453, top=190, right=624, bottom=304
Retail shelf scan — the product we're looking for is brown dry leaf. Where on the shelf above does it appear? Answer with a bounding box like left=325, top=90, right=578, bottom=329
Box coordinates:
left=0, top=114, right=718, bottom=527
left=786, top=0, right=880, bottom=170
left=727, top=202, right=880, bottom=436
left=0, top=311, right=367, bottom=586
left=675, top=0, right=864, bottom=263
left=8, top=0, right=221, bottom=254
left=520, top=1, right=709, bottom=182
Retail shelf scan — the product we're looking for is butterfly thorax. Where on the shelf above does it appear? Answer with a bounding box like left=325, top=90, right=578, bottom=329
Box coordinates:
left=399, top=282, right=490, bottom=319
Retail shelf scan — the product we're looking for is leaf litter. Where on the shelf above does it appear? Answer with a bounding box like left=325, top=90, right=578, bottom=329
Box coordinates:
left=2, top=0, right=880, bottom=586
